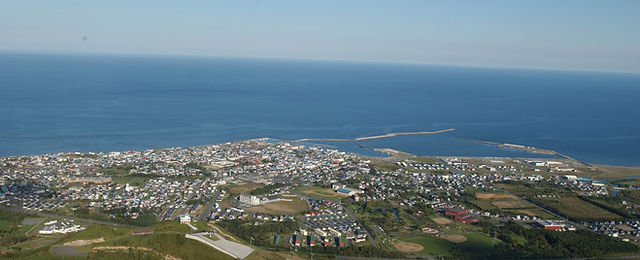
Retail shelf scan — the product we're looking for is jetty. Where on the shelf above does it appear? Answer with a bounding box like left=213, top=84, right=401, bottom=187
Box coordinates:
left=293, top=128, right=455, bottom=143
left=454, top=137, right=595, bottom=169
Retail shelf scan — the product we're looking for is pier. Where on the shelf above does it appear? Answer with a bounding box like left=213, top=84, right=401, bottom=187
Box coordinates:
left=454, top=137, right=595, bottom=168
left=292, top=128, right=455, bottom=143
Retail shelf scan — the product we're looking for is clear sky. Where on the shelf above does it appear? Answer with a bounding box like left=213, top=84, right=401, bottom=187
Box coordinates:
left=1, top=0, right=639, bottom=73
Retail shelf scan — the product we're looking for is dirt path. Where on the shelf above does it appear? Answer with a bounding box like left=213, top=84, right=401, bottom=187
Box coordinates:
left=64, top=237, right=105, bottom=246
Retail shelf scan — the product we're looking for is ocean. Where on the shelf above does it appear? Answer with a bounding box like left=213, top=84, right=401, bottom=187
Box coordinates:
left=1, top=52, right=639, bottom=166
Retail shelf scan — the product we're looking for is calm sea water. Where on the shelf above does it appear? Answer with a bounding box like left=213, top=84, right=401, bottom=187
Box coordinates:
left=1, top=52, right=639, bottom=165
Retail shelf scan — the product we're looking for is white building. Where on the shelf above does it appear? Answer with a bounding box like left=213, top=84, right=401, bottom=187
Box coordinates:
left=39, top=220, right=85, bottom=234
left=238, top=194, right=261, bottom=205
left=180, top=215, right=191, bottom=224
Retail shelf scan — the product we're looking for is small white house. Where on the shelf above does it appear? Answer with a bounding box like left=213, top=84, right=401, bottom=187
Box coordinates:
left=180, top=215, right=191, bottom=224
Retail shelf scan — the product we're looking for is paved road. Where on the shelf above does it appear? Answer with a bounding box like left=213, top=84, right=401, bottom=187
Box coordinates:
left=200, top=190, right=221, bottom=221
left=0, top=205, right=131, bottom=227
left=186, top=232, right=254, bottom=259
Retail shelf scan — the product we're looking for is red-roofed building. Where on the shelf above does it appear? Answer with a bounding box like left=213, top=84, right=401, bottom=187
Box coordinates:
left=445, top=207, right=468, bottom=216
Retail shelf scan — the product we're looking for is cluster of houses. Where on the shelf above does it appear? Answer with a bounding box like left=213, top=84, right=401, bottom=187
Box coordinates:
left=592, top=220, right=640, bottom=242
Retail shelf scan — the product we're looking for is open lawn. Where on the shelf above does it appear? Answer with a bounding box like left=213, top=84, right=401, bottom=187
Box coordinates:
left=245, top=200, right=309, bottom=215
left=98, top=233, right=234, bottom=260
left=298, top=187, right=348, bottom=199
left=226, top=183, right=263, bottom=194
left=590, top=165, right=640, bottom=179
left=111, top=175, right=152, bottom=186
left=611, top=178, right=640, bottom=187
left=511, top=208, right=554, bottom=218
left=492, top=200, right=530, bottom=209
left=246, top=248, right=307, bottom=260
left=475, top=193, right=516, bottom=200
left=535, top=196, right=622, bottom=221
left=454, top=232, right=498, bottom=257
left=398, top=235, right=452, bottom=256
left=150, top=221, right=193, bottom=234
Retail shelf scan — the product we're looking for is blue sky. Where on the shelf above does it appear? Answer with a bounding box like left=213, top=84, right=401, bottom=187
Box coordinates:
left=1, top=1, right=639, bottom=73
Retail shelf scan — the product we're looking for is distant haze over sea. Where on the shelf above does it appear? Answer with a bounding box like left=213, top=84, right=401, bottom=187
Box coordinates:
left=1, top=52, right=639, bottom=166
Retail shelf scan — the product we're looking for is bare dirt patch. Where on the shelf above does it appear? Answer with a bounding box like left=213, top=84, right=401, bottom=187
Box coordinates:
left=431, top=216, right=453, bottom=225
left=392, top=241, right=424, bottom=253
left=441, top=234, right=467, bottom=243
left=475, top=193, right=516, bottom=200
left=517, top=209, right=538, bottom=216
left=64, top=237, right=105, bottom=247
left=492, top=200, right=529, bottom=209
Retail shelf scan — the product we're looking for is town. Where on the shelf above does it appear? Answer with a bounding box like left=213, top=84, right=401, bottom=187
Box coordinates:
left=1, top=138, right=640, bottom=259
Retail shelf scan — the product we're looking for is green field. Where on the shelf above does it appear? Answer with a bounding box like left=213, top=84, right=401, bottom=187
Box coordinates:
left=150, top=221, right=192, bottom=233
left=454, top=232, right=499, bottom=257
left=397, top=235, right=452, bottom=256
left=225, top=183, right=263, bottom=194
left=297, top=187, right=348, bottom=199
left=535, top=196, right=622, bottom=221
left=111, top=175, right=152, bottom=186
left=245, top=199, right=309, bottom=215
left=99, top=233, right=234, bottom=260
left=397, top=232, right=497, bottom=257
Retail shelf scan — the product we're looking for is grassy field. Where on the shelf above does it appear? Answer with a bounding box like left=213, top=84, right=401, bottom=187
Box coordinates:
left=397, top=235, right=452, bottom=256
left=535, top=196, right=622, bottom=221
left=297, top=187, right=348, bottom=199
left=245, top=248, right=306, bottom=260
left=589, top=165, right=640, bottom=179
left=111, top=175, right=152, bottom=186
left=100, top=233, right=235, bottom=260
left=225, top=183, right=263, bottom=194
left=610, top=178, right=640, bottom=187
left=453, top=232, right=498, bottom=258
left=471, top=192, right=554, bottom=218
left=245, top=200, right=309, bottom=215
left=150, top=221, right=193, bottom=233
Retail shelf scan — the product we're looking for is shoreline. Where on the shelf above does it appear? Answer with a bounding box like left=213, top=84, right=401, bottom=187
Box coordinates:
left=1, top=137, right=638, bottom=171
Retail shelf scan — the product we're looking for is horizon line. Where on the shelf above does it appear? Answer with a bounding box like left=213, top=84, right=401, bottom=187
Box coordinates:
left=1, top=48, right=639, bottom=76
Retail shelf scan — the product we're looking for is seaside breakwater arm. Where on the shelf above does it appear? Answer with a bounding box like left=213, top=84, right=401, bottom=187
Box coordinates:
left=454, top=137, right=595, bottom=168
left=293, top=128, right=455, bottom=143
